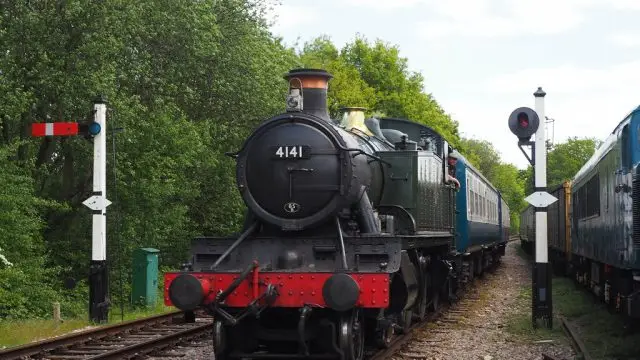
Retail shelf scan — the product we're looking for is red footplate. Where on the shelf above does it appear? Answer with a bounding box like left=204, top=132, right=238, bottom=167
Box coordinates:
left=164, top=272, right=389, bottom=308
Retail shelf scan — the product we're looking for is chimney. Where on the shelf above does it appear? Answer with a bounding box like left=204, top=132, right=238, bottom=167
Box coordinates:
left=284, top=68, right=333, bottom=121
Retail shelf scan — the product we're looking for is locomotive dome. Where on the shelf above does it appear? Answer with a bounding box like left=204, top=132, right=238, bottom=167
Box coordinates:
left=234, top=68, right=371, bottom=230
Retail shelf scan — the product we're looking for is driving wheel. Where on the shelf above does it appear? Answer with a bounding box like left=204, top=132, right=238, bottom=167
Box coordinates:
left=338, top=309, right=364, bottom=360
left=213, top=320, right=230, bottom=360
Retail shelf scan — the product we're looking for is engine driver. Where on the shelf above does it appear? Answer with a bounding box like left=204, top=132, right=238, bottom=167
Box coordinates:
left=446, top=149, right=460, bottom=190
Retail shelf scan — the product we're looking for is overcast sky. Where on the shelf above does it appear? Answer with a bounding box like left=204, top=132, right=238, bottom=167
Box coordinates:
left=266, top=0, right=640, bottom=169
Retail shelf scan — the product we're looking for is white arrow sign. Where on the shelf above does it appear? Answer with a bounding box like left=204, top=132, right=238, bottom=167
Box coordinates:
left=83, top=195, right=112, bottom=211
left=524, top=191, right=558, bottom=208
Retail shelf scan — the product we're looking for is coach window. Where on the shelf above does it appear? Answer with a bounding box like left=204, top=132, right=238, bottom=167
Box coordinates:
left=622, top=124, right=630, bottom=169
left=605, top=162, right=609, bottom=211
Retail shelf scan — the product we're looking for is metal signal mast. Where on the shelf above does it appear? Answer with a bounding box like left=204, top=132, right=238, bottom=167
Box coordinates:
left=507, top=88, right=557, bottom=329
left=32, top=96, right=111, bottom=323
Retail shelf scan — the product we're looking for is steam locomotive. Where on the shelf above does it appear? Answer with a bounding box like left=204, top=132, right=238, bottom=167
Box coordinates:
left=520, top=105, right=640, bottom=323
left=164, top=69, right=511, bottom=359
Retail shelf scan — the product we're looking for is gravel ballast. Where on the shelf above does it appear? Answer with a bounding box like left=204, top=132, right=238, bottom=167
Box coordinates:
left=391, top=241, right=575, bottom=360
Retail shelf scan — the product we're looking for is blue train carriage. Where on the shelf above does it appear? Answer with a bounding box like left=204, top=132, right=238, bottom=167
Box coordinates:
left=452, top=151, right=507, bottom=283
left=501, top=197, right=511, bottom=242
left=571, top=105, right=640, bottom=320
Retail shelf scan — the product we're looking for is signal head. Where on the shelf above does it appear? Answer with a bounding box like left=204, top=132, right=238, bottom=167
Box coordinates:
left=508, top=107, right=539, bottom=141
left=79, top=121, right=101, bottom=138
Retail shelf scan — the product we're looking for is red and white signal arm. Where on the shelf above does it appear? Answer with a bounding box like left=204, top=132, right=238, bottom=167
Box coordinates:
left=31, top=122, right=79, bottom=137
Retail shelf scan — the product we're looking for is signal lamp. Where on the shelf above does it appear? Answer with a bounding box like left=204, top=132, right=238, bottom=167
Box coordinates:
left=79, top=121, right=101, bottom=138
left=508, top=107, right=539, bottom=141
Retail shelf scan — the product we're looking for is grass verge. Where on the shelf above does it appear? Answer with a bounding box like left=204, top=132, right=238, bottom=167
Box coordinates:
left=0, top=302, right=174, bottom=349
left=506, top=244, right=640, bottom=359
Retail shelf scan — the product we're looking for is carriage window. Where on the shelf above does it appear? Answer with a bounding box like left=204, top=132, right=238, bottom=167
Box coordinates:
left=576, top=174, right=600, bottom=220
left=482, top=197, right=486, bottom=219
left=470, top=190, right=475, bottom=216
left=586, top=174, right=600, bottom=217
left=622, top=124, right=630, bottom=168
left=475, top=193, right=479, bottom=215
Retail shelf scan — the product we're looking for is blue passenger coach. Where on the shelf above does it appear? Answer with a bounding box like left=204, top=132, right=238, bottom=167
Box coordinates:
left=453, top=151, right=507, bottom=277
left=570, top=105, right=640, bottom=319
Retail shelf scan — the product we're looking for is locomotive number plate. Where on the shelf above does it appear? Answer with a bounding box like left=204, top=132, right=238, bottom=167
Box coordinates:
left=272, top=145, right=311, bottom=159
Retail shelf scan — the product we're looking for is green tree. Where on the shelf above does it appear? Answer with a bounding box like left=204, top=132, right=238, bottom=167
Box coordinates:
left=339, top=36, right=460, bottom=146
left=299, top=36, right=377, bottom=117
left=459, top=138, right=501, bottom=180
left=0, top=143, right=68, bottom=318
left=519, top=137, right=600, bottom=194
left=0, top=0, right=299, bottom=319
left=547, top=137, right=600, bottom=187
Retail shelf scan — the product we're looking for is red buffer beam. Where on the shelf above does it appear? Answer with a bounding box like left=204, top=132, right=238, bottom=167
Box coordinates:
left=31, top=122, right=79, bottom=137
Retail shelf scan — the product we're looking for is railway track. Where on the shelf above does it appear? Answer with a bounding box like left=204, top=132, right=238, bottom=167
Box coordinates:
left=540, top=316, right=591, bottom=360
left=0, top=311, right=213, bottom=360
left=369, top=237, right=519, bottom=360
left=559, top=316, right=592, bottom=360
left=368, top=269, right=492, bottom=360
left=368, top=301, right=452, bottom=360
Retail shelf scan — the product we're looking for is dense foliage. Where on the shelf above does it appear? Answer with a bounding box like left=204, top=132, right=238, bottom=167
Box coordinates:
left=299, top=36, right=461, bottom=147
left=0, top=0, right=583, bottom=321
left=0, top=0, right=297, bottom=320
left=518, top=137, right=600, bottom=195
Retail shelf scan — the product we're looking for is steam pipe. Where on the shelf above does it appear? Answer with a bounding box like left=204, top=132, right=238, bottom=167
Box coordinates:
left=335, top=217, right=349, bottom=270
left=210, top=222, right=258, bottom=269
left=357, top=192, right=379, bottom=233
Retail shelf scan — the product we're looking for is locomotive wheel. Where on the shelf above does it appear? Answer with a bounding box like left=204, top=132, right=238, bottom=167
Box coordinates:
left=338, top=309, right=364, bottom=360
left=430, top=289, right=441, bottom=312
left=213, top=320, right=231, bottom=360
left=374, top=321, right=394, bottom=349
left=184, top=310, right=195, bottom=323
left=415, top=286, right=428, bottom=320
left=415, top=254, right=429, bottom=321
left=398, top=309, right=412, bottom=334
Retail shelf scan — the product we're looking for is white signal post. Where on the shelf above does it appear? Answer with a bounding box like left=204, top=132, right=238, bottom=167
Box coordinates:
left=508, top=88, right=556, bottom=329
left=531, top=88, right=555, bottom=328
left=534, top=89, right=549, bottom=263
left=31, top=96, right=111, bottom=323
left=88, top=98, right=109, bottom=261
left=87, top=96, right=110, bottom=323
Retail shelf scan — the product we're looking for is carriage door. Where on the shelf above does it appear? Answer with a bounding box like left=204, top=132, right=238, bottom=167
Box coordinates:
left=615, top=124, right=631, bottom=265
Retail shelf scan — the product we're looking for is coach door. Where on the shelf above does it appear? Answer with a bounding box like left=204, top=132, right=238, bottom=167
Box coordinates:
left=615, top=124, right=632, bottom=264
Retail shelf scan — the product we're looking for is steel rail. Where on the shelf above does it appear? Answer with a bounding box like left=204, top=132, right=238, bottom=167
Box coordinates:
left=560, top=316, right=592, bottom=360
left=0, top=310, right=187, bottom=360
left=86, top=322, right=213, bottom=359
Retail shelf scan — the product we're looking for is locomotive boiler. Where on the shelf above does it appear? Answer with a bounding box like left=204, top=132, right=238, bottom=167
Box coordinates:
left=164, top=68, right=508, bottom=359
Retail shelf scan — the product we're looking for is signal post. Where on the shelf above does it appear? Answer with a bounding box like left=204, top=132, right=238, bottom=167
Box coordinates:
left=32, top=96, right=111, bottom=323
left=508, top=87, right=557, bottom=329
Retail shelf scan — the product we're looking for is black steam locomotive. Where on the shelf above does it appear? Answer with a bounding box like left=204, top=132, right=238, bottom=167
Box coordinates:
left=164, top=69, right=508, bottom=359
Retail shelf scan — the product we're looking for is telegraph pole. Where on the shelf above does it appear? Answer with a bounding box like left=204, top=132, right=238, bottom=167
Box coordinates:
left=508, top=87, right=556, bottom=329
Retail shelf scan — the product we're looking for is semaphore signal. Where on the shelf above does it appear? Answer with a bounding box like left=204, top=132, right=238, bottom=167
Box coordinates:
left=30, top=96, right=111, bottom=324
